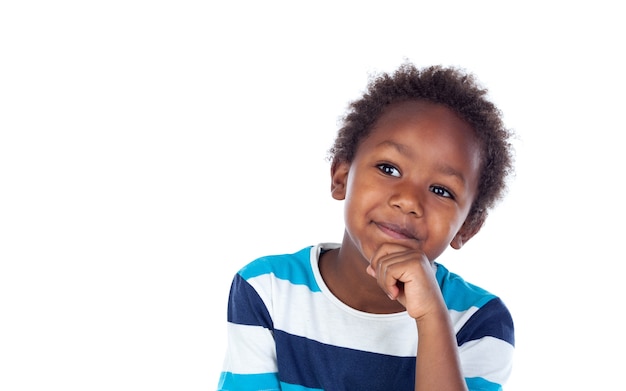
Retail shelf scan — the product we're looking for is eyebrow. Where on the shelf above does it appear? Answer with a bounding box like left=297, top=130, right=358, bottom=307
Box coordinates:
left=377, top=140, right=413, bottom=158
left=376, top=140, right=468, bottom=184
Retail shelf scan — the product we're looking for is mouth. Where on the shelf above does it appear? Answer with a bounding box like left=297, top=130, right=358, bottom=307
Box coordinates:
left=375, top=221, right=419, bottom=242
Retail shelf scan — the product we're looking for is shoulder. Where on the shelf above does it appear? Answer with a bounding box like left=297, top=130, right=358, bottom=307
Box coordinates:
left=238, top=246, right=312, bottom=279
left=435, top=262, right=499, bottom=311
left=435, top=263, right=515, bottom=347
left=236, top=245, right=329, bottom=293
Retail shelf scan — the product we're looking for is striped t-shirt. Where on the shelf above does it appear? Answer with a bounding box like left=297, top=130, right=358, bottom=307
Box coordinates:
left=218, top=243, right=514, bottom=391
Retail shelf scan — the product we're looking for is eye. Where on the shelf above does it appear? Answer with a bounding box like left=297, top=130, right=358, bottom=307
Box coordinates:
left=377, top=163, right=401, bottom=177
left=430, top=185, right=455, bottom=199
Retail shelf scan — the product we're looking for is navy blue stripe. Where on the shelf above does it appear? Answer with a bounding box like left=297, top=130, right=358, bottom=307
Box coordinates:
left=274, top=329, right=415, bottom=391
left=456, top=298, right=515, bottom=346
left=227, top=274, right=274, bottom=330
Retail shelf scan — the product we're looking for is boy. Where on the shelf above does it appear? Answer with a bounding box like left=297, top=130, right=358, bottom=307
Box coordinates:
left=217, top=63, right=515, bottom=391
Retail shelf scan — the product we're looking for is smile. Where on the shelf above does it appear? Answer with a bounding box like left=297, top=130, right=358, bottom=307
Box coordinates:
left=375, top=222, right=418, bottom=241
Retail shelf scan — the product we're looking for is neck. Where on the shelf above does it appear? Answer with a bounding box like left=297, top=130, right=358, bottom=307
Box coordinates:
left=319, top=237, right=406, bottom=314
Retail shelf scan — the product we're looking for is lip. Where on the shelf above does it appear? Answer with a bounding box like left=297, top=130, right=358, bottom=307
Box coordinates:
left=375, top=221, right=419, bottom=241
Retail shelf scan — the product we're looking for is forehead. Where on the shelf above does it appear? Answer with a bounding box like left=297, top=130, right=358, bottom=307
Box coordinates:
left=360, top=100, right=482, bottom=178
left=373, top=100, right=473, bottom=135
left=367, top=100, right=479, bottom=153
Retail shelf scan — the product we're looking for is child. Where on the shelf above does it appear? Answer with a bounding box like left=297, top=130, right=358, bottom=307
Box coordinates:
left=217, top=63, right=515, bottom=391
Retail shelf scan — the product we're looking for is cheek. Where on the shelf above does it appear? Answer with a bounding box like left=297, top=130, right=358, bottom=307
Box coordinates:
left=343, top=195, right=368, bottom=238
left=425, top=215, right=465, bottom=256
left=342, top=194, right=380, bottom=263
left=343, top=189, right=382, bottom=236
left=442, top=216, right=465, bottom=240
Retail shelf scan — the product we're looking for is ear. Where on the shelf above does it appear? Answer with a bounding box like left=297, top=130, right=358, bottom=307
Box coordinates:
left=330, top=160, right=350, bottom=200
left=450, top=214, right=485, bottom=250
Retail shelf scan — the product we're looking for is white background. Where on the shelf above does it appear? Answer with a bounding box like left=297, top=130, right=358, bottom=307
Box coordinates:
left=1, top=1, right=624, bottom=390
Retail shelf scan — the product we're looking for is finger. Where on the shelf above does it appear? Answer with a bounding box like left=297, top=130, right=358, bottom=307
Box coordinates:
left=370, top=243, right=411, bottom=271
left=378, top=261, right=407, bottom=300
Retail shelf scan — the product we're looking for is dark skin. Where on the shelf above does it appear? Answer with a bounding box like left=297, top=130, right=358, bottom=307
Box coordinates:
left=319, top=100, right=484, bottom=391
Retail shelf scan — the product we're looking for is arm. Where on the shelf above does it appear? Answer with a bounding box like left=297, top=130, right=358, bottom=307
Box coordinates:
left=217, top=273, right=281, bottom=391
left=367, top=245, right=467, bottom=391
left=413, top=294, right=467, bottom=391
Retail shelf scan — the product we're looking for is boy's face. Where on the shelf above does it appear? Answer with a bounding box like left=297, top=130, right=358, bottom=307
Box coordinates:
left=331, top=100, right=482, bottom=263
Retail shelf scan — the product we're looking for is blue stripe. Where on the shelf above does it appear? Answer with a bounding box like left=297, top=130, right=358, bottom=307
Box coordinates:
left=436, top=263, right=495, bottom=311
left=238, top=246, right=321, bottom=292
left=218, top=371, right=280, bottom=391
left=465, top=376, right=503, bottom=391
left=456, top=297, right=515, bottom=346
left=274, top=329, right=415, bottom=390
left=227, top=274, right=273, bottom=329
left=280, top=382, right=324, bottom=391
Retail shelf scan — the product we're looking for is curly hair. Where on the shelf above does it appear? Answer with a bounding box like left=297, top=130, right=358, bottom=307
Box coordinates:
left=329, top=63, right=515, bottom=228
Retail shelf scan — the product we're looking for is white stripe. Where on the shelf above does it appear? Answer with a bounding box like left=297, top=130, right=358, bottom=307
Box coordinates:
left=222, top=322, right=277, bottom=374
left=243, top=245, right=494, bottom=359
left=458, top=336, right=514, bottom=384
left=449, top=306, right=480, bottom=333
left=248, top=274, right=418, bottom=356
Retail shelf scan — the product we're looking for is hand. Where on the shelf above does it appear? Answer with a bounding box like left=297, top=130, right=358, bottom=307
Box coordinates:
left=366, top=243, right=443, bottom=320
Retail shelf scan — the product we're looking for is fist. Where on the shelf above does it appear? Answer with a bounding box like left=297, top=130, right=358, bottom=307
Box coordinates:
left=367, top=243, right=442, bottom=319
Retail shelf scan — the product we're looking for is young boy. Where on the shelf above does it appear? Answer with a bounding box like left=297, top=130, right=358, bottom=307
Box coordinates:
left=217, top=63, right=515, bottom=391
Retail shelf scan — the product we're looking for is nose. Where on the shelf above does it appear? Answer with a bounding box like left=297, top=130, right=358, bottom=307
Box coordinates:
left=389, top=184, right=424, bottom=217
